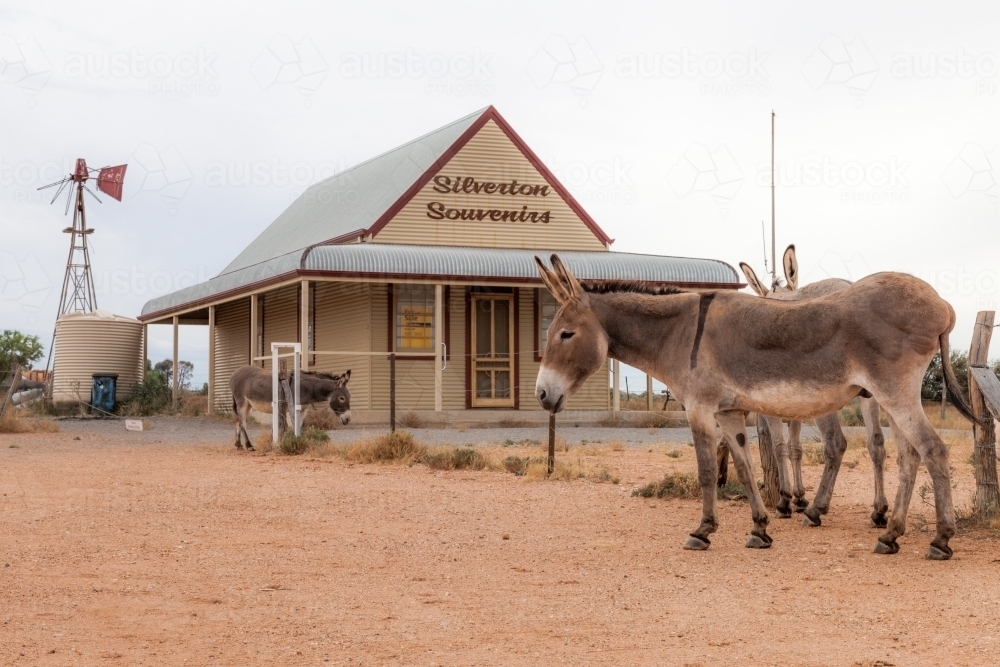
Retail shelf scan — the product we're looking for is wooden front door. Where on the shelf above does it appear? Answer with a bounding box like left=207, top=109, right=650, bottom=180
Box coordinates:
left=471, top=294, right=514, bottom=407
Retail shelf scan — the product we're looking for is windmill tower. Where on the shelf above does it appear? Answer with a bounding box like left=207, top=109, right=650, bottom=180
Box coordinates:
left=39, top=158, right=127, bottom=315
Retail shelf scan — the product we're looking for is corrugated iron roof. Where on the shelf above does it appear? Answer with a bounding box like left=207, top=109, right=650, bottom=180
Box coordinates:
left=139, top=243, right=741, bottom=320
left=220, top=108, right=488, bottom=276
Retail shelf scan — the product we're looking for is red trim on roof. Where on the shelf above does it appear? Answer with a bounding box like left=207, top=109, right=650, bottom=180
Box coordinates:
left=361, top=106, right=614, bottom=246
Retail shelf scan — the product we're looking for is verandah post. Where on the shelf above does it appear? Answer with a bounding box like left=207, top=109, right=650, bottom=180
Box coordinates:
left=390, top=352, right=396, bottom=433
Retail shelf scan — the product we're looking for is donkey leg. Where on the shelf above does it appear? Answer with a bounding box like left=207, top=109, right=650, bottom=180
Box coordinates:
left=234, top=399, right=246, bottom=449
left=240, top=402, right=255, bottom=451
left=717, top=410, right=771, bottom=549
left=683, top=411, right=721, bottom=550
left=787, top=420, right=808, bottom=511
left=891, top=409, right=957, bottom=560
left=766, top=416, right=795, bottom=518
left=874, top=413, right=919, bottom=555
left=863, top=398, right=889, bottom=528
left=803, top=414, right=848, bottom=527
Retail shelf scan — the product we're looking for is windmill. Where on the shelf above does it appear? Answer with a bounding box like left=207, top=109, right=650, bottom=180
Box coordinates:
left=38, top=158, right=127, bottom=315
left=37, top=159, right=127, bottom=376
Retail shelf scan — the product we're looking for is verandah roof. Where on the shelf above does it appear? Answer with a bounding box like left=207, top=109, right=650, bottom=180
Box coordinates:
left=138, top=243, right=742, bottom=322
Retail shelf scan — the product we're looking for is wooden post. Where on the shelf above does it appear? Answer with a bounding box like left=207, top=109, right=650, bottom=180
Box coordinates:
left=646, top=374, right=653, bottom=412
left=756, top=414, right=780, bottom=509
left=172, top=315, right=179, bottom=403
left=141, top=323, right=148, bottom=383
left=612, top=359, right=620, bottom=413
left=0, top=363, right=22, bottom=416
left=969, top=311, right=998, bottom=518
left=389, top=352, right=396, bottom=433
left=434, top=284, right=443, bottom=412
left=548, top=413, right=555, bottom=475
left=250, top=294, right=259, bottom=366
left=300, top=281, right=310, bottom=371
left=207, top=305, right=215, bottom=415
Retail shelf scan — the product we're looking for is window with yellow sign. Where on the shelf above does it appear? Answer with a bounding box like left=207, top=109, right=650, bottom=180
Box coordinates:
left=395, top=284, right=435, bottom=350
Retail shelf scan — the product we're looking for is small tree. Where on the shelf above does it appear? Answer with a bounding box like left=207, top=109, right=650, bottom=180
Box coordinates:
left=0, top=330, right=44, bottom=372
left=153, top=359, right=194, bottom=391
left=921, top=350, right=970, bottom=401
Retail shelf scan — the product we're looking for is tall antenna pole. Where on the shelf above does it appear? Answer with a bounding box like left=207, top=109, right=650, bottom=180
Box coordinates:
left=770, top=110, right=776, bottom=287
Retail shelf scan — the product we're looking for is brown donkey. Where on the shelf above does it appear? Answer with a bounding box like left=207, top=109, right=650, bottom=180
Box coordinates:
left=534, top=254, right=977, bottom=560
left=733, top=245, right=889, bottom=528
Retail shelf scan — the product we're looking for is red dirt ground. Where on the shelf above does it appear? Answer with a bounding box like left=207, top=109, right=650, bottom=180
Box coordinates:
left=2, top=418, right=999, bottom=666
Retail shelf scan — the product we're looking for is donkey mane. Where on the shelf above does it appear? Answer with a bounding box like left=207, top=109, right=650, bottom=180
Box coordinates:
left=297, top=371, right=340, bottom=381
left=580, top=280, right=686, bottom=296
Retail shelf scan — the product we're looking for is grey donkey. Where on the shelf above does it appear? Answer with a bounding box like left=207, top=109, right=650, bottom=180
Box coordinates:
left=730, top=245, right=888, bottom=527
left=230, top=365, right=351, bottom=450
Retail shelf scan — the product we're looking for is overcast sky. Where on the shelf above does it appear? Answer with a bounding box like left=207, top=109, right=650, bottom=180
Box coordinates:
left=1, top=1, right=997, bottom=393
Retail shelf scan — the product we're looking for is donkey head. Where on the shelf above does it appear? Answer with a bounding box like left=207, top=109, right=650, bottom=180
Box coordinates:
left=739, top=244, right=798, bottom=297
left=327, top=370, right=352, bottom=424
left=533, top=255, right=609, bottom=414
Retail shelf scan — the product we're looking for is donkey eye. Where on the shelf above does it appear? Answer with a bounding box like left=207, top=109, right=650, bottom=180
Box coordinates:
left=339, top=397, right=345, bottom=402
left=560, top=331, right=575, bottom=341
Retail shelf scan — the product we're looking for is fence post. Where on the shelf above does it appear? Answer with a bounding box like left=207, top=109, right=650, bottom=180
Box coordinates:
left=755, top=414, right=780, bottom=509
left=646, top=374, right=653, bottom=412
left=271, top=345, right=280, bottom=444
left=390, top=352, right=396, bottom=433
left=548, top=413, right=555, bottom=475
left=969, top=310, right=998, bottom=518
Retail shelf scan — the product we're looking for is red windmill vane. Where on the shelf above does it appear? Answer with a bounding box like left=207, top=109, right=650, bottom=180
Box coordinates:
left=38, top=158, right=127, bottom=316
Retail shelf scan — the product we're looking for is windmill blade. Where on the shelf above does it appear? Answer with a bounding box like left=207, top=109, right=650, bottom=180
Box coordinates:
left=38, top=176, right=71, bottom=191
left=64, top=185, right=75, bottom=215
left=82, top=183, right=103, bottom=204
left=48, top=179, right=70, bottom=205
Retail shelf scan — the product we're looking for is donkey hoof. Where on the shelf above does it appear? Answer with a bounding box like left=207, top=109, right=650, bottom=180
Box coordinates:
left=745, top=534, right=772, bottom=549
left=870, top=511, right=888, bottom=529
left=873, top=539, right=899, bottom=555
left=776, top=498, right=792, bottom=518
left=802, top=508, right=822, bottom=527
left=234, top=444, right=243, bottom=450
left=793, top=498, right=809, bottom=513
left=926, top=542, right=952, bottom=561
left=683, top=535, right=711, bottom=551
left=246, top=444, right=255, bottom=452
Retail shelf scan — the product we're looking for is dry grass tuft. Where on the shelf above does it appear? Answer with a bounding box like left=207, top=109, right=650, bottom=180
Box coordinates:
left=635, top=412, right=671, bottom=428
left=397, top=412, right=426, bottom=429
left=632, top=472, right=700, bottom=499
left=0, top=408, right=60, bottom=434
left=632, top=472, right=753, bottom=500
left=802, top=443, right=825, bottom=466
left=423, top=446, right=493, bottom=471
left=599, top=413, right=624, bottom=428
left=497, top=418, right=531, bottom=428
left=345, top=431, right=426, bottom=464
left=924, top=402, right=976, bottom=431
left=304, top=409, right=343, bottom=430
left=278, top=426, right=330, bottom=455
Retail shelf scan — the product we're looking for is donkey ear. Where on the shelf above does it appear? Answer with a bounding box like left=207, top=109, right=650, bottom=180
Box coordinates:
left=782, top=244, right=798, bottom=291
left=535, top=256, right=570, bottom=303
left=549, top=254, right=583, bottom=301
left=337, top=369, right=351, bottom=387
left=740, top=262, right=769, bottom=297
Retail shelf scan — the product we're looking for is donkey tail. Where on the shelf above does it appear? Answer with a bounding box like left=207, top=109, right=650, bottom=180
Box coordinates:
left=940, top=331, right=984, bottom=426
